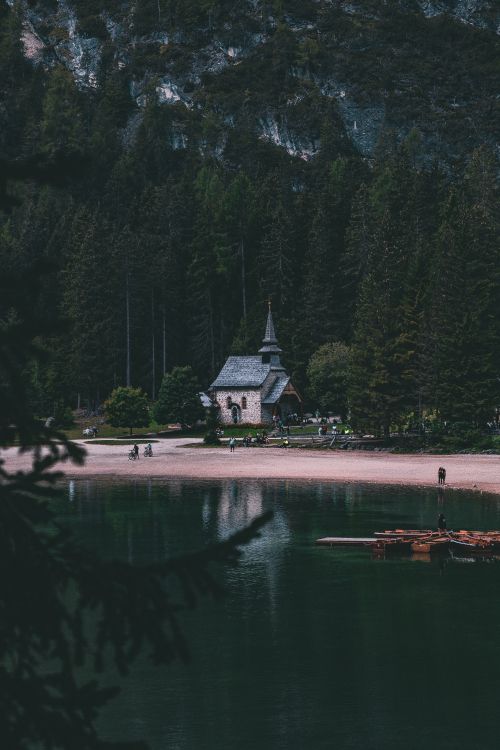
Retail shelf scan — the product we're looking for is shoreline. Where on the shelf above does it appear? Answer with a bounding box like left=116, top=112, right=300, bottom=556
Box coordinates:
left=3, top=439, right=500, bottom=496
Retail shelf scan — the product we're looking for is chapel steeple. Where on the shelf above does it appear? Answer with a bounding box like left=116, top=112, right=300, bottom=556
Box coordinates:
left=258, top=301, right=283, bottom=367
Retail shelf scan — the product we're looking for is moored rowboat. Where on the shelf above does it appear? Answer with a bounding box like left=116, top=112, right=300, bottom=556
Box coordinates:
left=411, top=535, right=450, bottom=554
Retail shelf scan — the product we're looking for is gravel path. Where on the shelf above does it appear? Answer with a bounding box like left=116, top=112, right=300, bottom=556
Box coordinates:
left=3, top=439, right=500, bottom=495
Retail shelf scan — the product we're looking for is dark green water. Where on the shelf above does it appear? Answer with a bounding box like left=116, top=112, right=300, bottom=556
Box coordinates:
left=54, top=479, right=500, bottom=750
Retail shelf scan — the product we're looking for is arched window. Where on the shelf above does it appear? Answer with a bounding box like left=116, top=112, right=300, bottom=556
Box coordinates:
left=226, top=396, right=232, bottom=409
left=242, top=397, right=247, bottom=410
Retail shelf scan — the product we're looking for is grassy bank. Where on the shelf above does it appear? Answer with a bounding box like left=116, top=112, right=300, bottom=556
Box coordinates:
left=83, top=439, right=159, bottom=446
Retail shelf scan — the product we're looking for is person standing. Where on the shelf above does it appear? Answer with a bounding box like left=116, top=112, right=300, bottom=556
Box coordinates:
left=229, top=437, right=236, bottom=453
left=134, top=443, right=139, bottom=459
left=438, top=467, right=443, bottom=484
left=442, top=466, right=446, bottom=485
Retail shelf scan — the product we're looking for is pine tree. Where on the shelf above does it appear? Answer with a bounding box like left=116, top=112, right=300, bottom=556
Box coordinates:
left=222, top=173, right=259, bottom=321
left=0, top=4, right=38, bottom=157
left=40, top=67, right=85, bottom=159
left=307, top=342, right=351, bottom=419
left=423, top=148, right=500, bottom=424
left=62, top=209, right=122, bottom=406
left=258, top=192, right=295, bottom=309
left=348, top=157, right=418, bottom=434
left=186, top=167, right=228, bottom=376
left=301, top=157, right=355, bottom=353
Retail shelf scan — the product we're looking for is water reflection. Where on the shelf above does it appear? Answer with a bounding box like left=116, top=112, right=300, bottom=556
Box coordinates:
left=51, top=479, right=500, bottom=750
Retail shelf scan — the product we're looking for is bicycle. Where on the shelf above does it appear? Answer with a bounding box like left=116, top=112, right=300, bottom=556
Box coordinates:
left=144, top=446, right=153, bottom=457
left=128, top=449, right=137, bottom=460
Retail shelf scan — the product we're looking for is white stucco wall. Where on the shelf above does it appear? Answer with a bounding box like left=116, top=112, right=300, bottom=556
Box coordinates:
left=214, top=389, right=263, bottom=424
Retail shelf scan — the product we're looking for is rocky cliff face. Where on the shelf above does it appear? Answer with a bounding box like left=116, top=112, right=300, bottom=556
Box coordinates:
left=11, top=0, right=500, bottom=163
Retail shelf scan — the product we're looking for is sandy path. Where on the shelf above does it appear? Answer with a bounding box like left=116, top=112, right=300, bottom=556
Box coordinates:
left=3, top=439, right=500, bottom=495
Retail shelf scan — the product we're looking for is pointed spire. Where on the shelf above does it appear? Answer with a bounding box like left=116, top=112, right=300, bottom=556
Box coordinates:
left=263, top=300, right=278, bottom=345
left=259, top=301, right=282, bottom=364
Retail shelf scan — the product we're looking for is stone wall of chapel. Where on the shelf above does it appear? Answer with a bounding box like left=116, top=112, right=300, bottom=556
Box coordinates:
left=215, top=389, right=262, bottom=424
left=260, top=405, right=275, bottom=424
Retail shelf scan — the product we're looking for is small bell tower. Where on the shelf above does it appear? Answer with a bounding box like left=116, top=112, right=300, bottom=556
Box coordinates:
left=259, top=301, right=283, bottom=368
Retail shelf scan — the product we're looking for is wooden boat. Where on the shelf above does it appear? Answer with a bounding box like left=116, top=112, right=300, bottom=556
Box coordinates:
left=378, top=537, right=413, bottom=553
left=450, top=535, right=495, bottom=553
left=450, top=538, right=482, bottom=551
left=411, top=534, right=450, bottom=554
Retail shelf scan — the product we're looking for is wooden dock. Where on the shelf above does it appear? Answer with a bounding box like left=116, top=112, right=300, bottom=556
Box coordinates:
left=316, top=536, right=379, bottom=547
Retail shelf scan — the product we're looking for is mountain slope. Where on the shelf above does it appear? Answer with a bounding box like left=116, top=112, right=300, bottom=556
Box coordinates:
left=16, top=0, right=500, bottom=163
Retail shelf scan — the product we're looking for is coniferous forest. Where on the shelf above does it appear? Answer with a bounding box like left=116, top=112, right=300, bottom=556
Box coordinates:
left=1, top=0, right=499, bottom=433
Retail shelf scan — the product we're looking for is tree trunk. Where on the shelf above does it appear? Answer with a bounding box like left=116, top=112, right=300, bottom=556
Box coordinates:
left=126, top=269, right=131, bottom=387
left=151, top=289, right=156, bottom=400
left=241, top=239, right=247, bottom=319
left=162, top=305, right=166, bottom=374
left=208, top=293, right=215, bottom=375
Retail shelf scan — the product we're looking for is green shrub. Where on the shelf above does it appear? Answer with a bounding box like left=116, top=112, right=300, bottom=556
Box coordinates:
left=204, top=404, right=221, bottom=445
left=54, top=403, right=74, bottom=429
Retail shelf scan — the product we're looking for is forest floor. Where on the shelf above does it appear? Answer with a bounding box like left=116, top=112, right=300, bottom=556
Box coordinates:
left=4, top=438, right=500, bottom=495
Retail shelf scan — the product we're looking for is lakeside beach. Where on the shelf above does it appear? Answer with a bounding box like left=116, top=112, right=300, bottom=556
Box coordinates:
left=4, top=439, right=500, bottom=495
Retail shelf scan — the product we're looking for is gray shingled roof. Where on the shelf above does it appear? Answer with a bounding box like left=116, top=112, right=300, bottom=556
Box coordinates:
left=262, top=375, right=290, bottom=404
left=210, top=356, right=271, bottom=388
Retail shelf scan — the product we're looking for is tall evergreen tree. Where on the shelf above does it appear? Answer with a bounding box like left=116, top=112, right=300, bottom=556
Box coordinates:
left=40, top=67, right=85, bottom=158
left=258, top=191, right=295, bottom=309
left=348, top=156, right=420, bottom=434
left=301, top=157, right=355, bottom=352
left=423, top=148, right=500, bottom=423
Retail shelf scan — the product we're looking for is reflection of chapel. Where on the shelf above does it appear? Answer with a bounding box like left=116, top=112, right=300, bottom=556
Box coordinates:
left=210, top=306, right=302, bottom=425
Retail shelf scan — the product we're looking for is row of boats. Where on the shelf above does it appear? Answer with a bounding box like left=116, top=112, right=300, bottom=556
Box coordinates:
left=315, top=528, right=500, bottom=556
left=373, top=529, right=500, bottom=554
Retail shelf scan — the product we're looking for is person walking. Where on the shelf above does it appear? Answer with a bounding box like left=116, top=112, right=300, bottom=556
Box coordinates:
left=229, top=437, right=236, bottom=453
left=441, top=466, right=446, bottom=484
left=438, top=467, right=443, bottom=484
left=134, top=443, right=139, bottom=459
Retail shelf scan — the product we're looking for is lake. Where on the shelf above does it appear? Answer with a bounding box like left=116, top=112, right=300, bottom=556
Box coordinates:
left=53, top=479, right=500, bottom=750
